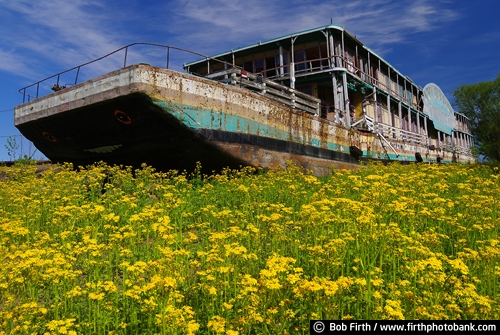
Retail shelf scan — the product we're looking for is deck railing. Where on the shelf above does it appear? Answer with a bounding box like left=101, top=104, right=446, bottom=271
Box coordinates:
left=453, top=144, right=473, bottom=156
left=206, top=69, right=321, bottom=115
left=364, top=115, right=428, bottom=145
left=252, top=54, right=423, bottom=114
left=18, top=43, right=229, bottom=103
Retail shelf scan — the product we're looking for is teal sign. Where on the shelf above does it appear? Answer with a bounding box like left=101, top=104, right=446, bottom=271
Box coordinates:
left=422, top=83, right=454, bottom=135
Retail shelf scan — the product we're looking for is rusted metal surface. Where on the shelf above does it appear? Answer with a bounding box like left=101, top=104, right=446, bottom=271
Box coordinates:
left=14, top=65, right=470, bottom=177
left=213, top=142, right=359, bottom=176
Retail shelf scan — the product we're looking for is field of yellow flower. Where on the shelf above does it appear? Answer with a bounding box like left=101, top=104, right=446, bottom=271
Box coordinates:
left=1, top=161, right=499, bottom=334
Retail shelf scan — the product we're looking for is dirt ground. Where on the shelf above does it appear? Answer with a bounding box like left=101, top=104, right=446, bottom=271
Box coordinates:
left=0, top=162, right=56, bottom=181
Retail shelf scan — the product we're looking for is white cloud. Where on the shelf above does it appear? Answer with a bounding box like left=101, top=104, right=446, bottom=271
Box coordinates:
left=164, top=0, right=461, bottom=56
left=0, top=49, right=32, bottom=76
left=0, top=0, right=125, bottom=78
left=0, top=0, right=462, bottom=81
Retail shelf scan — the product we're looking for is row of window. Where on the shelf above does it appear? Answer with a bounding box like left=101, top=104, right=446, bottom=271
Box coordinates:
left=212, top=42, right=418, bottom=108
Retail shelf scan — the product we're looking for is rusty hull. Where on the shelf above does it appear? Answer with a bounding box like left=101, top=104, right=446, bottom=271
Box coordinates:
left=14, top=64, right=456, bottom=176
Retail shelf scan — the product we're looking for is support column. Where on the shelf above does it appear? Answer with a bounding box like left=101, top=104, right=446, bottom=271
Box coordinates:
left=398, top=102, right=402, bottom=140
left=386, top=94, right=390, bottom=125
left=341, top=30, right=345, bottom=68
left=368, top=52, right=371, bottom=84
left=342, top=71, right=351, bottom=127
left=408, top=109, right=411, bottom=134
left=290, top=37, right=296, bottom=89
left=327, top=32, right=335, bottom=68
left=279, top=45, right=284, bottom=77
left=424, top=117, right=428, bottom=145
left=388, top=96, right=394, bottom=138
left=373, top=87, right=377, bottom=128
left=417, top=112, right=421, bottom=142
left=332, top=75, right=340, bottom=124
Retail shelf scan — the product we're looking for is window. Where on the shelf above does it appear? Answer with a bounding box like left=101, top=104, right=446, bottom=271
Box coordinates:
left=345, top=48, right=355, bottom=73
left=275, top=54, right=288, bottom=76
left=211, top=62, right=223, bottom=74
left=254, top=58, right=264, bottom=74
left=305, top=47, right=320, bottom=71
left=297, top=85, right=313, bottom=96
left=243, top=61, right=253, bottom=73
left=294, top=50, right=306, bottom=73
left=265, top=56, right=276, bottom=77
left=319, top=44, right=328, bottom=68
left=359, top=58, right=365, bottom=79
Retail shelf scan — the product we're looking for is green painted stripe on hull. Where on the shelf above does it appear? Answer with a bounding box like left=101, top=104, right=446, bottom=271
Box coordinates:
left=154, top=100, right=428, bottom=163
left=154, top=100, right=352, bottom=153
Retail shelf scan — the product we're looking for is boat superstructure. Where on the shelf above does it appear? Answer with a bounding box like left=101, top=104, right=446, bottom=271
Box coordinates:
left=184, top=25, right=474, bottom=165
left=14, top=25, right=475, bottom=176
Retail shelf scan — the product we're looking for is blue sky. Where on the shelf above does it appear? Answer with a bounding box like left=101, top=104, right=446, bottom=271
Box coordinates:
left=0, top=0, right=499, bottom=161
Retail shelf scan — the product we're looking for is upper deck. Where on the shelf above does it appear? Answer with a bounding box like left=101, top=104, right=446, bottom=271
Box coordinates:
left=184, top=24, right=471, bottom=142
left=185, top=25, right=424, bottom=113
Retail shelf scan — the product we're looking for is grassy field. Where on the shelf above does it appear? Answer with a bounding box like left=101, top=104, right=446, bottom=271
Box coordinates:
left=0, top=161, right=499, bottom=334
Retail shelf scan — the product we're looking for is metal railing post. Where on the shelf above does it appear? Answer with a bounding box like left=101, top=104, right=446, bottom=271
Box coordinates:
left=75, top=67, right=80, bottom=85
left=123, top=47, right=128, bottom=68
left=166, top=47, right=170, bottom=69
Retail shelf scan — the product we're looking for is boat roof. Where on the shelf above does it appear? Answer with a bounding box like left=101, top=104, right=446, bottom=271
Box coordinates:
left=185, top=24, right=416, bottom=87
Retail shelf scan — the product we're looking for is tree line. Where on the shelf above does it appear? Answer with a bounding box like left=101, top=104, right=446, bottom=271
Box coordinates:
left=453, top=73, right=500, bottom=162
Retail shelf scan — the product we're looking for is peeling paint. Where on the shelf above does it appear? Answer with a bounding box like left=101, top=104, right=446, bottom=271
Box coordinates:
left=14, top=65, right=472, bottom=176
